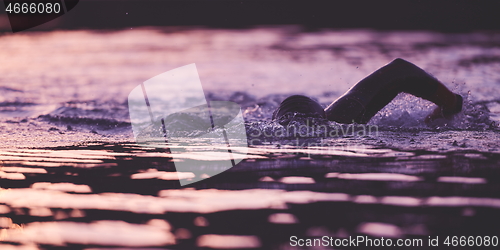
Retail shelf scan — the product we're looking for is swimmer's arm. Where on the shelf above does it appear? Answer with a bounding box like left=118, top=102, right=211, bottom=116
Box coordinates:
left=326, top=58, right=461, bottom=124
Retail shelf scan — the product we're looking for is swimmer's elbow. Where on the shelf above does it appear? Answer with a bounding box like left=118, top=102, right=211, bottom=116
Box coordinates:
left=388, top=58, right=421, bottom=71
left=390, top=58, right=411, bottom=66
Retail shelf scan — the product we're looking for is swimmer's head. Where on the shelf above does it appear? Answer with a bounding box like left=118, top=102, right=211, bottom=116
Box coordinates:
left=272, top=95, right=326, bottom=122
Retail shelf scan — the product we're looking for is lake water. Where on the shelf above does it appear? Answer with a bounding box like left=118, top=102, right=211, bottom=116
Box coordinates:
left=1, top=27, right=500, bottom=249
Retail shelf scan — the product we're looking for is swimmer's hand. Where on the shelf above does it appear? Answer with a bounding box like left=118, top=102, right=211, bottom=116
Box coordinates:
left=424, top=94, right=463, bottom=124
left=424, top=107, right=449, bottom=124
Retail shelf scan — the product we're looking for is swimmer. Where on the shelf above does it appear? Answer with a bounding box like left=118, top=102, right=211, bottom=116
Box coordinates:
left=273, top=58, right=463, bottom=124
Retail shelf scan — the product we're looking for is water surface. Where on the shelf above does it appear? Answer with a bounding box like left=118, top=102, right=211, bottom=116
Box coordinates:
left=1, top=27, right=500, bottom=249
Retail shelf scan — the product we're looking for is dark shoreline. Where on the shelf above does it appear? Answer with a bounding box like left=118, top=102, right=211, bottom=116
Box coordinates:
left=2, top=0, right=500, bottom=33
